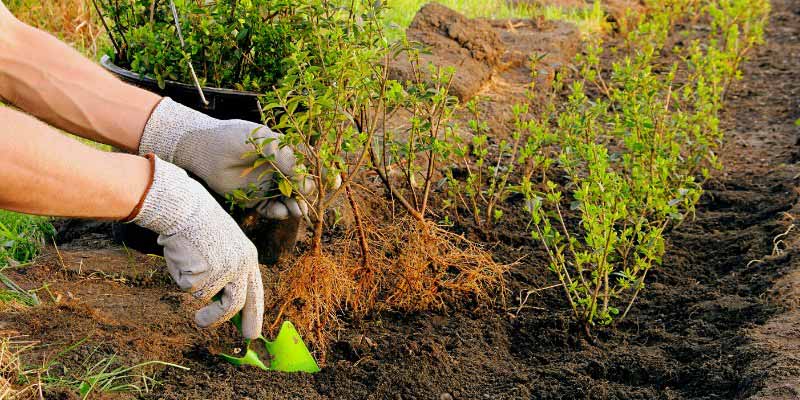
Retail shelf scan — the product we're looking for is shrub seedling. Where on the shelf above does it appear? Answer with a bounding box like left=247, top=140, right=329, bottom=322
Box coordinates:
left=520, top=0, right=770, bottom=329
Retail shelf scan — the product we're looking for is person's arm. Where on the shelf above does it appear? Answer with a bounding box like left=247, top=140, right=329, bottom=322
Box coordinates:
left=0, top=2, right=159, bottom=152
left=0, top=106, right=149, bottom=218
left=0, top=105, right=264, bottom=339
left=0, top=1, right=312, bottom=219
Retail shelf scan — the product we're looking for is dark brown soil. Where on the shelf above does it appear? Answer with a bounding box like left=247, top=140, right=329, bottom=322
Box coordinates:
left=2, top=1, right=800, bottom=399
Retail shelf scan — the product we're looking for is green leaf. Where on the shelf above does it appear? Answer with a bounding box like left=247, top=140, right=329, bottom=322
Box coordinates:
left=278, top=178, right=293, bottom=197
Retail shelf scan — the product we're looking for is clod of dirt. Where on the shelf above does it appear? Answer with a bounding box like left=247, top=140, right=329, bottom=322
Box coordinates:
left=602, top=0, right=646, bottom=21
left=42, top=386, right=80, bottom=400
left=389, top=3, right=505, bottom=101
left=388, top=3, right=582, bottom=136
left=488, top=18, right=580, bottom=91
left=458, top=17, right=580, bottom=140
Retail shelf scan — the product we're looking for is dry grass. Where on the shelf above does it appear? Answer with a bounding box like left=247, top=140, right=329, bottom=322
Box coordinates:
left=0, top=297, right=29, bottom=314
left=6, top=0, right=104, bottom=58
left=0, top=334, right=39, bottom=400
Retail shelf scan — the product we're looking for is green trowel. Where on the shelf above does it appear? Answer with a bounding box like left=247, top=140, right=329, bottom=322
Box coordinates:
left=215, top=305, right=320, bottom=373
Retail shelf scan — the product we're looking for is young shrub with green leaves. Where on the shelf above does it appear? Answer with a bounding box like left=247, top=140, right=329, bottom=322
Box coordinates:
left=235, top=0, right=388, bottom=351
left=521, top=0, right=769, bottom=329
left=370, top=55, right=459, bottom=223
left=444, top=100, right=524, bottom=231
left=523, top=79, right=673, bottom=327
left=363, top=45, right=509, bottom=313
left=229, top=1, right=508, bottom=352
left=444, top=54, right=563, bottom=233
left=256, top=0, right=386, bottom=256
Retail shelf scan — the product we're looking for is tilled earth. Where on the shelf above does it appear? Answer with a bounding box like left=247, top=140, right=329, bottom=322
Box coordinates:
left=2, top=0, right=800, bottom=399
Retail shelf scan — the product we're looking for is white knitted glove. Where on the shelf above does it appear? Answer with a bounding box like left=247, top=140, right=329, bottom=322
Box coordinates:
left=129, top=155, right=264, bottom=339
left=138, top=97, right=304, bottom=220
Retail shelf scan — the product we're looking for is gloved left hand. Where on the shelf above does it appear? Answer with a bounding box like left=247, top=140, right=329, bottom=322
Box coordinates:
left=138, top=97, right=307, bottom=220
left=128, top=155, right=264, bottom=338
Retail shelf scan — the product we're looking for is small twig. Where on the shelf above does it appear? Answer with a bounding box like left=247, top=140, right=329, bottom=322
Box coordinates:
left=369, top=149, right=424, bottom=222
left=746, top=223, right=796, bottom=268
left=148, top=0, right=159, bottom=24
left=169, top=0, right=209, bottom=107
left=344, top=179, right=370, bottom=268
left=620, top=269, right=648, bottom=321
left=90, top=0, right=122, bottom=57
left=513, top=284, right=559, bottom=317
left=746, top=259, right=764, bottom=268
left=771, top=224, right=794, bottom=256
left=51, top=238, right=66, bottom=271
left=37, top=372, right=44, bottom=400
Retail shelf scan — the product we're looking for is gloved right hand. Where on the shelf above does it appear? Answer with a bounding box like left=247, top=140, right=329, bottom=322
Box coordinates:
left=127, top=154, right=264, bottom=339
left=138, top=98, right=308, bottom=221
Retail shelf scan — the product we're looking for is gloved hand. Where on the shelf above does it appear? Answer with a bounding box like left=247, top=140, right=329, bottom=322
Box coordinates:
left=138, top=97, right=305, bottom=220
left=128, top=154, right=264, bottom=338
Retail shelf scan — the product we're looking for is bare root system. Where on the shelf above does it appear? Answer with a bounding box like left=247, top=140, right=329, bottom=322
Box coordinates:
left=269, top=252, right=352, bottom=360
left=378, top=218, right=510, bottom=312
left=270, top=208, right=510, bottom=357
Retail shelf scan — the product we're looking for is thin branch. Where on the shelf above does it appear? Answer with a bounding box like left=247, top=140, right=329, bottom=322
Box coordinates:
left=90, top=0, right=122, bottom=57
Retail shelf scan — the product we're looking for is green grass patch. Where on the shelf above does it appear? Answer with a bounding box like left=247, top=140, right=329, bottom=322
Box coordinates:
left=40, top=340, right=189, bottom=399
left=0, top=210, right=54, bottom=267
left=0, top=271, right=40, bottom=306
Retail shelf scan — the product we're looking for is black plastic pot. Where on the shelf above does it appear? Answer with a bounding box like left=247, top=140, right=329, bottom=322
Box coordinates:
left=100, top=55, right=263, bottom=121
left=101, top=55, right=300, bottom=265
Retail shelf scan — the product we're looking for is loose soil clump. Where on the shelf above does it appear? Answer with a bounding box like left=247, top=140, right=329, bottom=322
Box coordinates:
left=389, top=4, right=581, bottom=112
left=389, top=3, right=507, bottom=101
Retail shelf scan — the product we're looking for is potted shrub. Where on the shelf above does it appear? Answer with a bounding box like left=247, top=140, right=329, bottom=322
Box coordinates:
left=94, top=0, right=305, bottom=119
left=93, top=0, right=310, bottom=263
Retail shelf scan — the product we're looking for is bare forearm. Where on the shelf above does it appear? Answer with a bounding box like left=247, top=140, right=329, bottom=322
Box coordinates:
left=0, top=8, right=160, bottom=152
left=0, top=107, right=150, bottom=219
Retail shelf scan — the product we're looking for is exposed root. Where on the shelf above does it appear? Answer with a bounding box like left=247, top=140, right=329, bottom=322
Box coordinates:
left=747, top=216, right=796, bottom=267
left=378, top=218, right=510, bottom=312
left=270, top=252, right=352, bottom=360
left=348, top=222, right=390, bottom=317
left=270, top=202, right=510, bottom=359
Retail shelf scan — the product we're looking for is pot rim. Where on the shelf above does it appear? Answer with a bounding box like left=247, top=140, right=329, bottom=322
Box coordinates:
left=100, top=54, right=261, bottom=98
